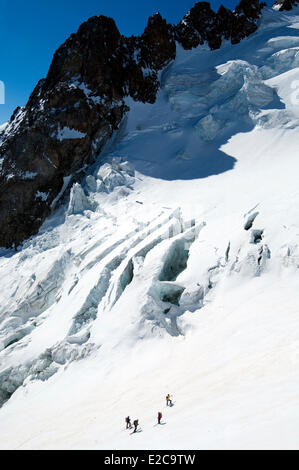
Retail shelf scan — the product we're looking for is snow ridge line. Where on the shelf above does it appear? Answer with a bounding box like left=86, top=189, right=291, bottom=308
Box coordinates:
left=69, top=209, right=185, bottom=333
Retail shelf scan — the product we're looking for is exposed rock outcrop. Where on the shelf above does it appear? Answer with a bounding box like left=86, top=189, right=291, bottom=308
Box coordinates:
left=0, top=1, right=266, bottom=248
left=273, top=0, right=298, bottom=11
left=173, top=0, right=265, bottom=49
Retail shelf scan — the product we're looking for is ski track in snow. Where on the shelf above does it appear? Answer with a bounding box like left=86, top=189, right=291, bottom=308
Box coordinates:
left=0, top=7, right=299, bottom=450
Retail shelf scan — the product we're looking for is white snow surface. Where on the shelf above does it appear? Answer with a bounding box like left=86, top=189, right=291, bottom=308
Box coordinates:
left=54, top=125, right=86, bottom=141
left=0, top=122, right=7, bottom=133
left=0, top=8, right=299, bottom=450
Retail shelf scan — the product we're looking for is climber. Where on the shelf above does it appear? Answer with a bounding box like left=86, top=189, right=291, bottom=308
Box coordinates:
left=133, top=419, right=139, bottom=433
left=125, top=416, right=132, bottom=429
left=166, top=394, right=172, bottom=406
left=158, top=411, right=162, bottom=424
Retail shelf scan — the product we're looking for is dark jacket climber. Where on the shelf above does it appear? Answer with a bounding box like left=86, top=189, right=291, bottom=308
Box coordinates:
left=133, top=419, right=139, bottom=432
left=125, top=416, right=131, bottom=429
left=158, top=412, right=162, bottom=424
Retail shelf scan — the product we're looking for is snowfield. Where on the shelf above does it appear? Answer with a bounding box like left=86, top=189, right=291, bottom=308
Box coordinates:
left=0, top=7, right=299, bottom=450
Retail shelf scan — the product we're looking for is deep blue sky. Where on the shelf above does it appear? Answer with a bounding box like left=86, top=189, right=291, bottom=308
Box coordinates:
left=0, top=1, right=271, bottom=124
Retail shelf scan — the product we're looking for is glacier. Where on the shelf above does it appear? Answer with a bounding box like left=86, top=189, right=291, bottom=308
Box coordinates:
left=0, top=6, right=298, bottom=450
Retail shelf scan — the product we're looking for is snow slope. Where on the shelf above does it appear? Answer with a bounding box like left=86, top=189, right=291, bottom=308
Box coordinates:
left=0, top=7, right=298, bottom=450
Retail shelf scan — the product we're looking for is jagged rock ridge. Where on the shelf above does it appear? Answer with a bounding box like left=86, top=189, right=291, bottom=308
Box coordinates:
left=0, top=1, right=267, bottom=248
left=274, top=0, right=298, bottom=11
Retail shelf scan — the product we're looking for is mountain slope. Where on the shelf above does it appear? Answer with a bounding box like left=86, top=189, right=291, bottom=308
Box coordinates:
left=0, top=5, right=298, bottom=449
left=0, top=1, right=264, bottom=248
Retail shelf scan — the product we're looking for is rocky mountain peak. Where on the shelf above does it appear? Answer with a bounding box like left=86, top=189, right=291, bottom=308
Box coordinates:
left=273, top=0, right=298, bottom=10
left=0, top=1, right=267, bottom=248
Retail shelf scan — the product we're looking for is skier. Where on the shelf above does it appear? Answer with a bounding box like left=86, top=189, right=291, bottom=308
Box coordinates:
left=133, top=419, right=139, bottom=433
left=157, top=411, right=162, bottom=424
left=125, top=416, right=132, bottom=429
left=166, top=394, right=172, bottom=406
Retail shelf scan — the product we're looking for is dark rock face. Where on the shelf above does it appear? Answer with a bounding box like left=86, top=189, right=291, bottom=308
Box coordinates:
left=174, top=2, right=220, bottom=50
left=0, top=14, right=174, bottom=248
left=231, top=0, right=266, bottom=44
left=173, top=0, right=265, bottom=49
left=0, top=1, right=265, bottom=248
left=273, top=0, right=298, bottom=11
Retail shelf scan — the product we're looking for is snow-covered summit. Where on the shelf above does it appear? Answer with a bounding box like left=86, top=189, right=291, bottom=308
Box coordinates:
left=0, top=6, right=298, bottom=449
